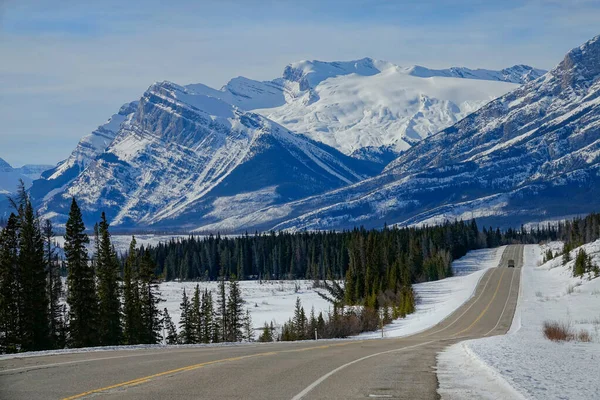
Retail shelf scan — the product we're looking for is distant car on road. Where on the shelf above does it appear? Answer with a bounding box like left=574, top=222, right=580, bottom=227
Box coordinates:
left=508, top=259, right=515, bottom=268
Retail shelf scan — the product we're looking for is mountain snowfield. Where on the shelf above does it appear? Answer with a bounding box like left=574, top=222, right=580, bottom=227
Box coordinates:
left=254, top=60, right=521, bottom=158
left=19, top=54, right=547, bottom=229
left=37, top=81, right=380, bottom=228
left=217, top=34, right=600, bottom=233
left=190, top=57, right=541, bottom=160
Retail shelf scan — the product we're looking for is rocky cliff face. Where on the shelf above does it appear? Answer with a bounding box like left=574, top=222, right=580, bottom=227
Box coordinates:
left=37, top=81, right=380, bottom=229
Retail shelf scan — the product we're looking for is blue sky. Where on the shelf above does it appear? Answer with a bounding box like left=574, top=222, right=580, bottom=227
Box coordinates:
left=1, top=0, right=599, bottom=166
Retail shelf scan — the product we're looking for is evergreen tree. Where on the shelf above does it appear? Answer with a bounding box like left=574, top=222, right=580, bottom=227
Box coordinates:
left=96, top=213, right=122, bottom=345
left=226, top=279, right=244, bottom=342
left=138, top=251, right=162, bottom=344
left=217, top=276, right=227, bottom=342
left=258, top=321, right=273, bottom=342
left=162, top=308, right=178, bottom=345
left=65, top=198, right=99, bottom=348
left=43, top=219, right=64, bottom=349
left=190, top=284, right=201, bottom=344
left=200, top=289, right=214, bottom=344
left=243, top=309, right=253, bottom=342
left=0, top=214, right=20, bottom=353
left=178, top=289, right=194, bottom=344
left=18, top=195, right=50, bottom=351
left=123, top=237, right=142, bottom=345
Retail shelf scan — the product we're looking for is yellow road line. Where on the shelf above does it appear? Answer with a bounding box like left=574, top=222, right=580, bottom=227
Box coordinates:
left=61, top=342, right=358, bottom=400
left=453, top=267, right=507, bottom=337
left=424, top=266, right=500, bottom=338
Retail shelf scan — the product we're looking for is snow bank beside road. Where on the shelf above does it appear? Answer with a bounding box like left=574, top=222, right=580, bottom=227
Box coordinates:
left=360, top=246, right=506, bottom=338
left=438, top=242, right=600, bottom=400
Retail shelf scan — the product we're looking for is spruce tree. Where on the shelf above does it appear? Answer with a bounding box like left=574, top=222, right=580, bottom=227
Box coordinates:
left=200, top=289, right=214, bottom=344
left=96, top=213, right=122, bottom=345
left=217, top=276, right=227, bottom=342
left=162, top=308, right=178, bottom=345
left=65, top=198, right=99, bottom=348
left=258, top=322, right=273, bottom=342
left=138, top=251, right=162, bottom=344
left=190, top=284, right=201, bottom=344
left=243, top=309, right=253, bottom=342
left=43, top=219, right=64, bottom=349
left=178, top=289, right=194, bottom=344
left=123, top=237, right=142, bottom=344
left=226, top=279, right=244, bottom=342
left=18, top=196, right=50, bottom=351
left=0, top=214, right=20, bottom=353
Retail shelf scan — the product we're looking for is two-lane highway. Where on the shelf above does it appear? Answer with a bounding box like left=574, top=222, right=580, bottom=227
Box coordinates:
left=0, top=245, right=523, bottom=400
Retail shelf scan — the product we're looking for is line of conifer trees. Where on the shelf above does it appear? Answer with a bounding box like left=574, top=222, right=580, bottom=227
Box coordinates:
left=175, top=279, right=253, bottom=345
left=0, top=187, right=166, bottom=353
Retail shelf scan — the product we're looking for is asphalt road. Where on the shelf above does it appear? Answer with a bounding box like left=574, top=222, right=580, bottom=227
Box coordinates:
left=0, top=245, right=523, bottom=400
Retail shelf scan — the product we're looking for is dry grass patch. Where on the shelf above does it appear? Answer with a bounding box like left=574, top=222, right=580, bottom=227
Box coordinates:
left=543, top=320, right=572, bottom=341
left=543, top=320, right=594, bottom=342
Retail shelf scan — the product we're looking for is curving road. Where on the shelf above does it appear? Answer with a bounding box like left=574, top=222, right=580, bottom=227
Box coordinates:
left=0, top=245, right=523, bottom=400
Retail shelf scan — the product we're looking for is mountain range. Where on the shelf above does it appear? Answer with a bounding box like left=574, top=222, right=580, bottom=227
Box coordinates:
left=0, top=158, right=52, bottom=195
left=208, top=34, right=600, bottom=232
left=10, top=35, right=600, bottom=232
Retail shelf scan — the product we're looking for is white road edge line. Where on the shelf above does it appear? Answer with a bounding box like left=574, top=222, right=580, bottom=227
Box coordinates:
left=424, top=264, right=500, bottom=337
left=290, top=341, right=435, bottom=400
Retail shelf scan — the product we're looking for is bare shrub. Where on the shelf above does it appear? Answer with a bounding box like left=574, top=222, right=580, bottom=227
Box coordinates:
left=576, top=329, right=592, bottom=342
left=543, top=320, right=572, bottom=341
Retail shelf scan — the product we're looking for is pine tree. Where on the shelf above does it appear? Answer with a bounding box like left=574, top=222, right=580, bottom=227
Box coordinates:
left=123, top=237, right=142, bottom=345
left=138, top=251, right=162, bottom=344
left=243, top=309, right=253, bottom=342
left=18, top=195, right=50, bottom=351
left=200, top=289, right=214, bottom=343
left=43, top=219, right=64, bottom=349
left=178, top=289, right=194, bottom=344
left=0, top=214, right=20, bottom=353
left=293, top=297, right=307, bottom=340
left=573, top=249, right=588, bottom=277
left=226, top=278, right=244, bottom=342
left=217, top=276, right=227, bottom=342
left=258, top=321, right=273, bottom=342
left=190, top=284, right=201, bottom=344
left=96, top=213, right=122, bottom=345
left=162, top=308, right=178, bottom=345
left=65, top=198, right=99, bottom=348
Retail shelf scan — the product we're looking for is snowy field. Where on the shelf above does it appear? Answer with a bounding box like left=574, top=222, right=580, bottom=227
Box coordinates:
left=359, top=246, right=505, bottom=338
left=438, top=242, right=600, bottom=400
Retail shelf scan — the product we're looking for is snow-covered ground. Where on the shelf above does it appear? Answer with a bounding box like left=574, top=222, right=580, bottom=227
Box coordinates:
left=438, top=241, right=600, bottom=400
left=359, top=246, right=505, bottom=338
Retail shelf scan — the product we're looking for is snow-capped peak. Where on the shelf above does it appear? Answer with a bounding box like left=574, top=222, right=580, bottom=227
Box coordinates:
left=405, top=64, right=546, bottom=84
left=283, top=57, right=395, bottom=89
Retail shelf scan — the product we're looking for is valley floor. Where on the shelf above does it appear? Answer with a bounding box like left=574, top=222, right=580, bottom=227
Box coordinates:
left=437, top=242, right=600, bottom=400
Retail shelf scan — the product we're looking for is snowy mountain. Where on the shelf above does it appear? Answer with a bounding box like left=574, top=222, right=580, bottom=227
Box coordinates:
left=0, top=157, right=53, bottom=195
left=30, top=101, right=138, bottom=200
left=37, top=81, right=380, bottom=228
left=186, top=58, right=541, bottom=160
left=201, top=34, right=600, bottom=232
